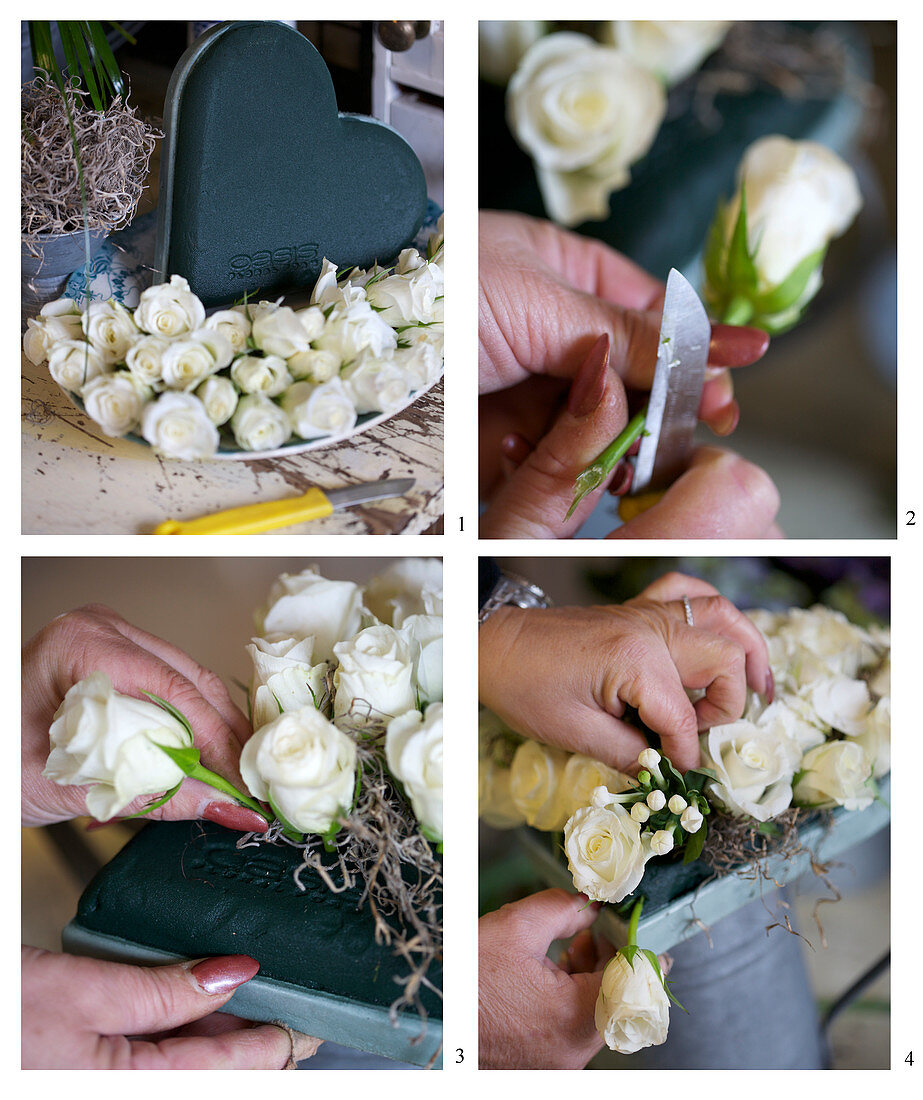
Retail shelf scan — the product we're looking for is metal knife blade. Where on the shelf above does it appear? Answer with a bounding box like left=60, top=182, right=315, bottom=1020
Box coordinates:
left=326, top=477, right=415, bottom=509
left=631, top=269, right=711, bottom=494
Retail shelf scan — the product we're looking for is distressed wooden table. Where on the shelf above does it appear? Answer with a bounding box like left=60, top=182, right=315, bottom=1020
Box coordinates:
left=21, top=349, right=443, bottom=536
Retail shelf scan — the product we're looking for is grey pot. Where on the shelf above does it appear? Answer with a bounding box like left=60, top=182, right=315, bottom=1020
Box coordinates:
left=22, top=227, right=109, bottom=308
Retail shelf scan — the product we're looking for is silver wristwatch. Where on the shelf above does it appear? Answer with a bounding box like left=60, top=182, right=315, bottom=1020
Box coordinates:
left=478, top=572, right=551, bottom=624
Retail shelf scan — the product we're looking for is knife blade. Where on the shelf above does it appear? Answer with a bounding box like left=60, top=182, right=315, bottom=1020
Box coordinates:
left=153, top=477, right=415, bottom=535
left=630, top=268, right=711, bottom=495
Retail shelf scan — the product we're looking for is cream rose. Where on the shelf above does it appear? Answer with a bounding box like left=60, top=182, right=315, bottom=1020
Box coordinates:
left=203, top=308, right=251, bottom=354
left=556, top=754, right=632, bottom=821
left=313, top=298, right=398, bottom=364
left=23, top=299, right=85, bottom=365
left=364, top=558, right=444, bottom=627
left=251, top=305, right=313, bottom=358
left=286, top=348, right=340, bottom=383
left=43, top=671, right=192, bottom=820
left=125, top=335, right=170, bottom=386
left=258, top=568, right=364, bottom=663
left=386, top=703, right=444, bottom=839
left=140, top=391, right=220, bottom=459
left=397, top=613, right=443, bottom=704
left=341, top=350, right=413, bottom=414
left=595, top=951, right=670, bottom=1054
left=47, top=339, right=108, bottom=393
left=81, top=372, right=150, bottom=437
left=135, top=275, right=206, bottom=337
left=507, top=32, right=666, bottom=226
left=230, top=354, right=292, bottom=397
left=281, top=379, right=358, bottom=440
left=247, top=636, right=328, bottom=731
left=601, top=20, right=731, bottom=86
left=230, top=393, right=291, bottom=452
left=809, top=677, right=873, bottom=736
left=160, top=329, right=232, bottom=391
left=509, top=739, right=570, bottom=831
left=847, top=697, right=890, bottom=779
left=794, top=740, right=874, bottom=811
left=479, top=759, right=524, bottom=829
left=701, top=720, right=800, bottom=821
left=564, top=789, right=652, bottom=903
left=365, top=256, right=442, bottom=326
left=479, top=20, right=548, bottom=84
left=81, top=299, right=140, bottom=364
left=195, top=375, right=239, bottom=426
left=332, top=624, right=416, bottom=722
left=239, top=706, right=357, bottom=834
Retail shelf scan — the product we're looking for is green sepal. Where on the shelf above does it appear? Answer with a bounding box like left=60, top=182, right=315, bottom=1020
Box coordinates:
left=756, top=820, right=782, bottom=837
left=119, top=780, right=183, bottom=819
left=421, top=824, right=443, bottom=845
left=682, top=816, right=707, bottom=863
left=753, top=246, right=826, bottom=315
left=702, top=199, right=728, bottom=295
left=725, top=188, right=758, bottom=294
left=151, top=741, right=202, bottom=775
left=266, top=790, right=306, bottom=843
left=143, top=692, right=194, bottom=741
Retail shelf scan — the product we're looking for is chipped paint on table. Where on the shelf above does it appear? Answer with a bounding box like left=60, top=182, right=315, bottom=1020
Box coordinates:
left=22, top=354, right=443, bottom=535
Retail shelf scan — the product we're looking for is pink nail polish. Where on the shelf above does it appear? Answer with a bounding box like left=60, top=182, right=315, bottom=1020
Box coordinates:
left=191, top=955, right=260, bottom=994
left=202, top=801, right=269, bottom=833
left=567, top=334, right=610, bottom=417
left=608, top=461, right=634, bottom=497
left=765, top=670, right=775, bottom=703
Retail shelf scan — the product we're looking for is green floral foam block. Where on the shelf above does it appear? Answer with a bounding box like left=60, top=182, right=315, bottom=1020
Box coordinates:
left=63, top=820, right=442, bottom=1066
left=155, top=21, right=427, bottom=307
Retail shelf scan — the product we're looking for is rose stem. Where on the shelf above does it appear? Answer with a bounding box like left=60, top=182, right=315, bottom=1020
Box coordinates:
left=566, top=406, right=648, bottom=520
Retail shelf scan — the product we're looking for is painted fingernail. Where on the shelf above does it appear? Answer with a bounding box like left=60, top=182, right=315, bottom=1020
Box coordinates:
left=608, top=461, right=634, bottom=496
left=709, top=324, right=770, bottom=367
left=191, top=955, right=260, bottom=995
left=500, top=431, right=534, bottom=466
left=202, top=801, right=270, bottom=833
left=711, top=402, right=740, bottom=437
left=765, top=669, right=775, bottom=703
left=566, top=334, right=610, bottom=417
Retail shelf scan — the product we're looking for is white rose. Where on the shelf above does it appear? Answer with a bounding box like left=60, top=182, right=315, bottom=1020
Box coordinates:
left=507, top=33, right=666, bottom=226
left=81, top=299, right=140, bottom=364
left=794, top=740, right=874, bottom=812
left=47, top=339, right=108, bottom=393
left=230, top=354, right=292, bottom=397
left=140, top=391, right=220, bottom=459
left=251, top=305, right=313, bottom=358
left=600, top=20, right=731, bottom=86
left=365, top=261, right=441, bottom=326
left=701, top=720, right=801, bottom=821
left=341, top=350, right=412, bottom=414
left=43, top=671, right=191, bottom=820
left=204, top=309, right=251, bottom=354
left=281, top=378, right=358, bottom=440
left=333, top=624, right=416, bottom=722
left=195, top=375, right=239, bottom=425
left=847, top=697, right=890, bottom=778
left=509, top=739, right=570, bottom=831
left=294, top=305, right=325, bottom=341
left=230, top=393, right=291, bottom=452
left=135, top=275, right=206, bottom=337
left=809, top=677, right=873, bottom=736
left=364, top=558, right=444, bottom=627
left=392, top=339, right=443, bottom=390
left=310, top=258, right=343, bottom=308
left=869, top=655, right=890, bottom=699
left=286, top=348, right=340, bottom=383
left=247, top=636, right=328, bottom=731
left=125, top=335, right=170, bottom=386
left=258, top=568, right=364, bottom=662
left=595, top=951, right=670, bottom=1054
left=755, top=698, right=826, bottom=752
left=479, top=760, right=524, bottom=829
left=23, top=305, right=84, bottom=365
left=774, top=606, right=876, bottom=686
left=386, top=703, right=443, bottom=839
left=564, top=794, right=652, bottom=903
left=82, top=372, right=150, bottom=437
left=314, top=298, right=398, bottom=363
left=160, top=329, right=232, bottom=391
left=239, top=706, right=356, bottom=834
left=397, top=613, right=443, bottom=704
left=479, top=20, right=548, bottom=85
left=556, top=754, right=632, bottom=820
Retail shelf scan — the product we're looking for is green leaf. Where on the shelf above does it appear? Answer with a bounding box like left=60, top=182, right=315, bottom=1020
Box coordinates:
left=659, top=756, right=685, bottom=792
left=756, top=821, right=781, bottom=837
left=725, top=188, right=758, bottom=294
left=682, top=817, right=707, bottom=863
left=119, top=780, right=183, bottom=818
left=753, top=246, right=826, bottom=315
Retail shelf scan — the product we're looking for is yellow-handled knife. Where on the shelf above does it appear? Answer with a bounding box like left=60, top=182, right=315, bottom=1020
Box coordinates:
left=153, top=477, right=415, bottom=535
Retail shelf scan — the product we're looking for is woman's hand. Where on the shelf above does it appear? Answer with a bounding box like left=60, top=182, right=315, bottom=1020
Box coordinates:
left=478, top=575, right=772, bottom=772
left=478, top=890, right=612, bottom=1069
left=22, top=605, right=265, bottom=830
left=21, top=946, right=320, bottom=1069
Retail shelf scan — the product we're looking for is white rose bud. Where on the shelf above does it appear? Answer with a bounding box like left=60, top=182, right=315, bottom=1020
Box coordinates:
left=479, top=20, right=548, bottom=85
left=251, top=305, right=313, bottom=358
left=809, top=677, right=873, bottom=736
left=507, top=32, right=666, bottom=226
left=564, top=801, right=652, bottom=904
left=386, top=703, right=443, bottom=840
left=125, top=335, right=170, bottom=386
left=82, top=372, right=150, bottom=437
left=230, top=392, right=291, bottom=452
left=509, top=740, right=570, bottom=831
left=286, top=348, right=340, bottom=383
left=160, top=331, right=230, bottom=391
left=793, top=740, right=874, bottom=812
left=649, top=829, right=674, bottom=857
left=281, top=378, right=358, bottom=440
left=204, top=308, right=251, bottom=354
left=247, top=634, right=328, bottom=732
left=600, top=20, right=731, bottom=86
left=47, top=339, right=108, bottom=394
left=140, top=391, right=220, bottom=460
left=392, top=339, right=443, bottom=390
left=595, top=951, right=670, bottom=1053
left=313, top=299, right=398, bottom=363
left=294, top=305, right=325, bottom=341
left=258, top=568, right=363, bottom=662
left=365, top=263, right=441, bottom=326
left=397, top=613, right=443, bottom=705
left=135, top=275, right=206, bottom=337
left=23, top=304, right=85, bottom=365
left=43, top=671, right=192, bottom=820
left=668, top=794, right=687, bottom=815
left=230, top=354, right=292, bottom=397
left=333, top=624, right=416, bottom=723
left=239, top=706, right=356, bottom=835
left=479, top=760, right=524, bottom=829
left=680, top=805, right=704, bottom=834
left=646, top=789, right=666, bottom=812
left=195, top=375, right=239, bottom=426
left=81, top=299, right=140, bottom=364
left=364, top=558, right=444, bottom=627
left=556, top=755, right=633, bottom=821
